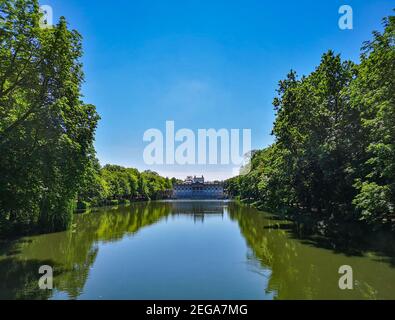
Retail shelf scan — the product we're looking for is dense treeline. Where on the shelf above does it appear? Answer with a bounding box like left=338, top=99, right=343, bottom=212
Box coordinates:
left=226, top=15, right=395, bottom=228
left=77, top=162, right=175, bottom=210
left=0, top=0, right=174, bottom=237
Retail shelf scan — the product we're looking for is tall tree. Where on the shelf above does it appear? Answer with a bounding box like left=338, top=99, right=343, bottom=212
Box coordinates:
left=0, top=0, right=99, bottom=235
left=352, top=16, right=395, bottom=224
left=225, top=12, right=395, bottom=229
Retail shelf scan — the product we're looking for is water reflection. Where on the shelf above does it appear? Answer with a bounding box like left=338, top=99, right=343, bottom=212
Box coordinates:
left=0, top=202, right=171, bottom=299
left=168, top=200, right=225, bottom=223
left=227, top=202, right=395, bottom=299
left=0, top=201, right=394, bottom=300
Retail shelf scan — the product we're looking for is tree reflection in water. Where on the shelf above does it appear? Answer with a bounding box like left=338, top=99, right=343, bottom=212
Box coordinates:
left=227, top=202, right=395, bottom=300
left=1, top=201, right=395, bottom=300
left=0, top=202, right=172, bottom=299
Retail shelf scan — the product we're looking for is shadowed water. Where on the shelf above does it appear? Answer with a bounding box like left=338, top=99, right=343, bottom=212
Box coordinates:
left=0, top=201, right=394, bottom=300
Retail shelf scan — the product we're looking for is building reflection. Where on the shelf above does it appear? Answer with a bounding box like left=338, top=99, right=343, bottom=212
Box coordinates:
left=169, top=200, right=226, bottom=223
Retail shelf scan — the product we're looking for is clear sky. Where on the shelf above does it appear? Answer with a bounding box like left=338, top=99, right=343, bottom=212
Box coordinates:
left=42, top=0, right=393, bottom=180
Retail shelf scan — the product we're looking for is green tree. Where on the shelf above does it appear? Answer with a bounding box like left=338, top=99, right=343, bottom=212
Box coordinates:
left=226, top=12, right=395, bottom=229
left=351, top=16, right=395, bottom=224
left=0, top=0, right=99, bottom=235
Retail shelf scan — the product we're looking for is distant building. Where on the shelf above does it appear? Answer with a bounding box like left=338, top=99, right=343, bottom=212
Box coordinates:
left=173, top=176, right=225, bottom=199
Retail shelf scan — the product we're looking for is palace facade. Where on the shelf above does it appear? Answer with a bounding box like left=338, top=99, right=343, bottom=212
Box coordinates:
left=173, top=176, right=225, bottom=199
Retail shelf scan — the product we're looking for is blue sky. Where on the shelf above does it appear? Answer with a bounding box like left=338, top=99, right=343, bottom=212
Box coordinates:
left=42, top=0, right=393, bottom=180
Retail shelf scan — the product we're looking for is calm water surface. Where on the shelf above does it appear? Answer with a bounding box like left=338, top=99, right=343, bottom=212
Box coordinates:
left=1, top=201, right=395, bottom=300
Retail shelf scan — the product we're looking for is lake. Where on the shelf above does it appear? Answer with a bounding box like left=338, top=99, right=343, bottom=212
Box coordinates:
left=1, top=200, right=395, bottom=300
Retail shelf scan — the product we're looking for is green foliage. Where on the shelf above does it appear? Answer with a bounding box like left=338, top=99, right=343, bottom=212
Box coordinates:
left=350, top=16, right=395, bottom=224
left=77, top=161, right=173, bottom=209
left=77, top=201, right=91, bottom=211
left=0, top=1, right=174, bottom=236
left=109, top=199, right=119, bottom=206
left=0, top=0, right=99, bottom=236
left=226, top=14, right=395, bottom=228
